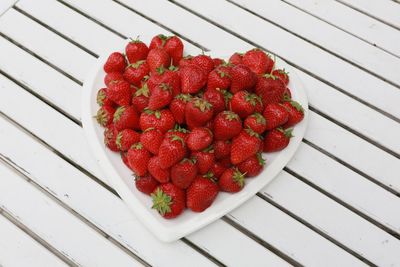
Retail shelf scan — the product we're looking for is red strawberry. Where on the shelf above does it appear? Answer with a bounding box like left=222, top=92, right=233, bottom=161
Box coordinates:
left=284, top=87, right=292, bottom=100
left=213, top=111, right=242, bottom=141
left=127, top=143, right=151, bottom=176
left=171, top=158, right=198, bottom=189
left=164, top=36, right=183, bottom=65
left=244, top=113, right=267, bottom=134
left=186, top=177, right=219, bottom=212
left=125, top=38, right=149, bottom=64
left=123, top=60, right=149, bottom=86
left=116, top=129, right=140, bottom=151
left=213, top=140, right=231, bottom=159
left=213, top=58, right=225, bottom=67
left=151, top=183, right=185, bottom=219
left=272, top=69, right=289, bottom=85
left=263, top=103, right=289, bottom=130
left=255, top=74, right=286, bottom=105
left=178, top=55, right=193, bottom=68
left=121, top=151, right=130, bottom=168
left=242, top=49, right=274, bottom=75
left=104, top=72, right=124, bottom=87
left=158, top=135, right=187, bottom=169
left=147, top=48, right=170, bottom=73
left=170, top=94, right=192, bottom=124
left=148, top=156, right=170, bottom=183
left=209, top=162, right=226, bottom=178
left=96, top=105, right=115, bottom=127
left=180, top=65, right=207, bottom=94
left=104, top=52, right=126, bottom=73
left=131, top=84, right=150, bottom=113
left=149, top=34, right=168, bottom=50
left=229, top=52, right=243, bottom=65
left=191, top=54, right=215, bottom=75
left=148, top=83, right=173, bottom=110
left=113, top=106, right=139, bottom=131
left=282, top=101, right=304, bottom=127
left=140, top=128, right=164, bottom=155
left=237, top=153, right=265, bottom=177
left=264, top=128, right=293, bottom=152
left=219, top=167, right=245, bottom=193
left=191, top=147, right=215, bottom=174
left=104, top=125, right=119, bottom=152
left=231, top=91, right=262, bottom=119
left=139, top=109, right=175, bottom=133
left=97, top=88, right=115, bottom=107
left=231, top=129, right=262, bottom=165
left=164, top=125, right=189, bottom=141
left=207, top=66, right=231, bottom=91
left=107, top=80, right=133, bottom=106
left=203, top=88, right=226, bottom=115
left=147, top=67, right=181, bottom=96
left=135, top=174, right=159, bottom=195
left=230, top=64, right=257, bottom=93
left=219, top=157, right=232, bottom=168
left=187, top=127, right=213, bottom=152
left=185, top=98, right=214, bottom=128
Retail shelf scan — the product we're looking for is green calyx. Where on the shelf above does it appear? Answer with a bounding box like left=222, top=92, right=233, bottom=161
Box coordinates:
left=127, top=60, right=145, bottom=69
left=113, top=106, right=125, bottom=122
left=129, top=35, right=141, bottom=43
left=283, top=93, right=292, bottom=102
left=202, top=145, right=214, bottom=153
left=262, top=73, right=277, bottom=80
left=135, top=83, right=149, bottom=97
left=256, top=153, right=266, bottom=166
left=175, top=93, right=192, bottom=103
left=277, top=127, right=294, bottom=138
left=233, top=168, right=245, bottom=188
left=220, top=89, right=233, bottom=106
left=251, top=113, right=266, bottom=124
left=245, top=127, right=261, bottom=139
left=96, top=108, right=108, bottom=126
left=170, top=134, right=185, bottom=146
left=158, top=34, right=170, bottom=46
left=156, top=66, right=166, bottom=75
left=143, top=108, right=161, bottom=119
left=169, top=65, right=178, bottom=71
left=222, top=111, right=239, bottom=121
left=181, top=157, right=196, bottom=165
left=217, top=69, right=231, bottom=78
left=193, top=98, right=212, bottom=112
left=115, top=132, right=123, bottom=149
left=151, top=188, right=172, bottom=216
left=290, top=101, right=304, bottom=113
left=245, top=92, right=262, bottom=106
left=172, top=124, right=189, bottom=133
left=203, top=171, right=217, bottom=183
left=96, top=90, right=106, bottom=106
left=159, top=83, right=172, bottom=91
left=131, top=142, right=143, bottom=150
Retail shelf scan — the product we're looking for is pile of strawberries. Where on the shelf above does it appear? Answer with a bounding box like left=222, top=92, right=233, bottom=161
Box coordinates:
left=96, top=34, right=304, bottom=219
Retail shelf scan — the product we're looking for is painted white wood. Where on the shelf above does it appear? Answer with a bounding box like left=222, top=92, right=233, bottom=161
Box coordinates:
left=229, top=0, right=400, bottom=85
left=0, top=8, right=94, bottom=82
left=281, top=0, right=400, bottom=57
left=0, top=163, right=143, bottom=267
left=0, top=0, right=16, bottom=16
left=338, top=0, right=400, bottom=29
left=0, top=214, right=68, bottom=267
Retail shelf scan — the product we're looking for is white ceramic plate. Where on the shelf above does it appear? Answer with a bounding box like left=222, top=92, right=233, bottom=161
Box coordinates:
left=82, top=41, right=309, bottom=242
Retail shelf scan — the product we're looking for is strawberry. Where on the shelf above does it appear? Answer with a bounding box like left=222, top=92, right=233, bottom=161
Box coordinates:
left=107, top=80, right=133, bottom=106
left=164, top=36, right=184, bottom=65
left=209, top=162, right=226, bottom=178
left=186, top=176, right=219, bottom=212
left=191, top=146, right=215, bottom=174
left=178, top=55, right=193, bottom=68
left=147, top=67, right=181, bottom=96
left=187, top=127, right=213, bottom=152
left=113, top=106, right=139, bottom=131
left=158, top=135, right=187, bottom=169
left=207, top=66, right=231, bottom=91
left=149, top=34, right=168, bottom=50
left=140, top=128, right=164, bottom=155
left=97, top=88, right=115, bottom=107
left=244, top=113, right=267, bottom=134
left=231, top=91, right=262, bottom=119
left=127, top=143, right=151, bottom=176
left=135, top=174, right=159, bottom=195
left=203, top=88, right=226, bottom=115
left=191, top=54, right=215, bottom=76
left=121, top=151, right=130, bottom=168
left=284, top=87, right=292, bottom=100
left=148, top=83, right=173, bottom=110
left=219, top=167, right=245, bottom=193
left=272, top=69, right=289, bottom=86
left=219, top=157, right=232, bottom=168
left=213, top=111, right=242, bottom=141
left=125, top=38, right=149, bottom=64
left=213, top=58, right=225, bottom=67
left=255, top=74, right=286, bottom=105
left=242, top=49, right=274, bottom=75
left=96, top=105, right=115, bottom=127
left=180, top=65, right=207, bottom=94
left=185, top=98, right=214, bottom=128
left=229, top=52, right=243, bottom=65
left=147, top=48, right=170, bottom=73
left=116, top=129, right=140, bottom=151
left=151, top=183, right=185, bottom=219
left=104, top=72, right=124, bottom=87
left=148, top=156, right=170, bottom=183
left=214, top=140, right=231, bottom=159
left=131, top=84, right=150, bottom=113
left=164, top=125, right=189, bottom=141
left=123, top=60, right=149, bottom=86
left=230, top=64, right=257, bottom=93
left=231, top=128, right=262, bottom=165
left=104, top=52, right=126, bottom=73
left=237, top=153, right=265, bottom=177
left=104, top=124, right=119, bottom=152
left=171, top=158, right=198, bottom=189
left=263, top=103, right=289, bottom=130
left=263, top=128, right=293, bottom=152
left=139, top=109, right=175, bottom=133
left=170, top=94, right=192, bottom=124
left=282, top=101, right=304, bottom=128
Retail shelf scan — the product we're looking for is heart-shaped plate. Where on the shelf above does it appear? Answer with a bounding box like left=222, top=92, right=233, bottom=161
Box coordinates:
left=82, top=42, right=309, bottom=242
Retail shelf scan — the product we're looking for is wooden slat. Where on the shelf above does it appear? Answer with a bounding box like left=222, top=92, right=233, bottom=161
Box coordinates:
left=0, top=214, right=68, bottom=267
left=281, top=0, right=400, bottom=57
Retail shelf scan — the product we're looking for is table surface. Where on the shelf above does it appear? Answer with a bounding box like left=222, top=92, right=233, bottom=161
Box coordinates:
left=0, top=0, right=399, bottom=266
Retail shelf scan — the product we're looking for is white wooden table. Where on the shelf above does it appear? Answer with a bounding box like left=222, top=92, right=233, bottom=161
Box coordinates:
left=0, top=0, right=399, bottom=266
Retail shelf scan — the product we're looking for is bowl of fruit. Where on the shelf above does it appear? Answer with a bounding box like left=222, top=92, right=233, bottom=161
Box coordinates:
left=82, top=35, right=308, bottom=242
